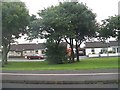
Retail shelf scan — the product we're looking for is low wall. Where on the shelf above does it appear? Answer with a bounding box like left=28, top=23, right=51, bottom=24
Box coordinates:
left=88, top=54, right=99, bottom=57
left=88, top=53, right=120, bottom=57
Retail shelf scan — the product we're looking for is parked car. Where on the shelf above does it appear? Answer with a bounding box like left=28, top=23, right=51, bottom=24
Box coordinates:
left=25, top=54, right=45, bottom=60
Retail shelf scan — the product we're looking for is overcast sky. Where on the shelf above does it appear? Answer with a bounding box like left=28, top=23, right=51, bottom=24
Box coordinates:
left=21, top=0, right=119, bottom=22
left=17, top=0, right=119, bottom=44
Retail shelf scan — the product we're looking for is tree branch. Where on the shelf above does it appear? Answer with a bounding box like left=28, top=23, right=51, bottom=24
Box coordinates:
left=64, top=38, right=70, bottom=45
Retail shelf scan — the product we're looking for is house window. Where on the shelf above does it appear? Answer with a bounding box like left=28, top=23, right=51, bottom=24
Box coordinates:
left=42, top=50, right=45, bottom=54
left=101, top=48, right=107, bottom=54
left=91, top=49, right=94, bottom=52
left=116, top=48, right=118, bottom=53
left=24, top=51, right=26, bottom=54
left=17, top=52, right=20, bottom=54
left=91, top=48, right=95, bottom=54
left=116, top=47, right=120, bottom=53
left=112, top=48, right=116, bottom=53
left=35, top=50, right=38, bottom=54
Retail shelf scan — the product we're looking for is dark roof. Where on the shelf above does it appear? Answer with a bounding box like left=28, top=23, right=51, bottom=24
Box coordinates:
left=109, top=41, right=119, bottom=46
left=85, top=42, right=108, bottom=48
left=10, top=43, right=46, bottom=51
left=85, top=41, right=119, bottom=48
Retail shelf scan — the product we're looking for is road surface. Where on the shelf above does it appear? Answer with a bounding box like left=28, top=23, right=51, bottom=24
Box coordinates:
left=2, top=69, right=119, bottom=88
left=2, top=83, right=118, bottom=88
left=2, top=73, right=118, bottom=82
left=2, top=70, right=119, bottom=85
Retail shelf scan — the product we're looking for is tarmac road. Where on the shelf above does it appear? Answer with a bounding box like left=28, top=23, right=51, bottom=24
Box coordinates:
left=2, top=69, right=119, bottom=88
left=2, top=69, right=119, bottom=84
left=2, top=83, right=119, bottom=88
left=2, top=72, right=118, bottom=82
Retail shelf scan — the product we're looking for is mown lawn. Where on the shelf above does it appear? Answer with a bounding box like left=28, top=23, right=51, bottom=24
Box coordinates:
left=2, top=57, right=119, bottom=70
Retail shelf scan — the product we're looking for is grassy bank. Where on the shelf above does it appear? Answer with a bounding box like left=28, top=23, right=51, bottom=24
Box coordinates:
left=2, top=57, right=119, bottom=70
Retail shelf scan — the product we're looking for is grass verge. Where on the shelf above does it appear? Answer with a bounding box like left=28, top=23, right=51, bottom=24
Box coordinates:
left=2, top=57, right=119, bottom=70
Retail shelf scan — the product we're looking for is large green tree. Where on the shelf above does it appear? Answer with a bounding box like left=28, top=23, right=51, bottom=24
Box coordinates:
left=27, top=2, right=98, bottom=63
left=98, top=15, right=120, bottom=41
left=2, top=1, right=30, bottom=66
left=58, top=2, right=98, bottom=62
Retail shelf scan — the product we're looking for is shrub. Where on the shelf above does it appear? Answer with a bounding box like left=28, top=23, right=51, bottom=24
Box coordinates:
left=108, top=51, right=115, bottom=53
left=92, top=52, right=95, bottom=54
left=45, top=40, right=67, bottom=64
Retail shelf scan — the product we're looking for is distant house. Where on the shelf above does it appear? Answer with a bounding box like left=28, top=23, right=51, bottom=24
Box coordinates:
left=85, top=41, right=108, bottom=56
left=85, top=41, right=120, bottom=57
left=8, top=42, right=67, bottom=58
left=8, top=43, right=46, bottom=58
left=109, top=41, right=120, bottom=53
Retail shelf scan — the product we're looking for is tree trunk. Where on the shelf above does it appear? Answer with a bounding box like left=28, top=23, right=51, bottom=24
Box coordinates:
left=2, top=51, right=5, bottom=67
left=2, top=43, right=9, bottom=67
left=75, top=40, right=79, bottom=62
left=70, top=38, right=74, bottom=63
left=70, top=45, right=74, bottom=63
left=64, top=37, right=75, bottom=63
left=4, top=51, right=8, bottom=64
left=2, top=46, right=8, bottom=66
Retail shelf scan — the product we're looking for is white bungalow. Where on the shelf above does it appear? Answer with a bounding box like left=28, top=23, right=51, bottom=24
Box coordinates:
left=85, top=41, right=120, bottom=57
left=8, top=43, right=46, bottom=58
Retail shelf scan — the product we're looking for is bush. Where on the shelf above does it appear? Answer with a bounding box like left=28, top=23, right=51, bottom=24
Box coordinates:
left=45, top=41, right=67, bottom=64
left=92, top=52, right=95, bottom=54
left=99, top=52, right=103, bottom=54
left=108, top=51, right=115, bottom=53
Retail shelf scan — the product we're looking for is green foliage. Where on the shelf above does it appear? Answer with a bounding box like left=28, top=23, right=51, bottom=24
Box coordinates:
left=38, top=2, right=97, bottom=40
left=98, top=15, right=120, bottom=41
left=45, top=39, right=67, bottom=64
left=27, top=2, right=98, bottom=63
left=60, top=2, right=97, bottom=39
left=27, top=19, right=44, bottom=40
left=108, top=51, right=115, bottom=53
left=2, top=2, right=30, bottom=39
left=2, top=1, right=30, bottom=66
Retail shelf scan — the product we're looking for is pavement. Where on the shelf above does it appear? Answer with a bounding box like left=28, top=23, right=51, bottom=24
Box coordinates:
left=1, top=69, right=119, bottom=84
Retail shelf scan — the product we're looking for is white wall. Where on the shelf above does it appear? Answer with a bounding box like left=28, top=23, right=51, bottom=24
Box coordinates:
left=23, top=50, right=44, bottom=56
left=110, top=46, right=119, bottom=53
left=108, top=47, right=112, bottom=51
left=8, top=51, right=21, bottom=56
left=85, top=48, right=91, bottom=56
left=8, top=49, right=45, bottom=57
left=86, top=48, right=102, bottom=56
left=94, top=48, right=102, bottom=54
left=86, top=47, right=120, bottom=57
left=23, top=50, right=34, bottom=56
